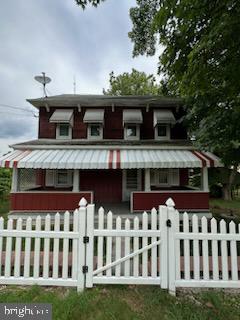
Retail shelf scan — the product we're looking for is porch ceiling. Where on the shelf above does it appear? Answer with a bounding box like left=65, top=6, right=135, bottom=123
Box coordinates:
left=0, top=149, right=222, bottom=169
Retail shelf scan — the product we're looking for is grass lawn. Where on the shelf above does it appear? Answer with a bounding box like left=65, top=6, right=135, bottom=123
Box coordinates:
left=210, top=198, right=240, bottom=220
left=0, top=285, right=239, bottom=320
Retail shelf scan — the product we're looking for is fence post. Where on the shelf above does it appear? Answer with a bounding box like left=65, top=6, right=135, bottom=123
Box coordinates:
left=166, top=198, right=178, bottom=296
left=77, top=197, right=87, bottom=292
left=85, top=203, right=95, bottom=288
left=159, top=204, right=168, bottom=289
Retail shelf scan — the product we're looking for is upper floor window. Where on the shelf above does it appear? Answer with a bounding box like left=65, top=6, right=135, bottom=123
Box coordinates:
left=88, top=123, right=103, bottom=140
left=124, top=124, right=140, bottom=140
left=154, top=110, right=175, bottom=141
left=155, top=124, right=170, bottom=140
left=123, top=109, right=142, bottom=140
left=49, top=109, right=73, bottom=140
left=83, top=109, right=104, bottom=140
left=56, top=123, right=72, bottom=139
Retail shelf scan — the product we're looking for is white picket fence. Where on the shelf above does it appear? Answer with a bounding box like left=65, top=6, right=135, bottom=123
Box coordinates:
left=0, top=198, right=239, bottom=294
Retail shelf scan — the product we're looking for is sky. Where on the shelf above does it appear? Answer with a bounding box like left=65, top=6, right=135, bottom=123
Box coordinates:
left=0, top=0, right=160, bottom=155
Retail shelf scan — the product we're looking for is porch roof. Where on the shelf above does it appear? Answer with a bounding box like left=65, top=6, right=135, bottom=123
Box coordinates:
left=0, top=149, right=222, bottom=169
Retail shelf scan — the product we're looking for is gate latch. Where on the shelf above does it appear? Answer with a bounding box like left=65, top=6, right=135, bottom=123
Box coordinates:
left=83, top=236, right=89, bottom=243
left=166, top=219, right=172, bottom=228
left=82, top=266, right=88, bottom=273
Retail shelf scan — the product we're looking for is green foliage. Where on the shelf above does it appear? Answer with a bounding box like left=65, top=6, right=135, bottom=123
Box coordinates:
left=128, top=0, right=240, bottom=168
left=0, top=168, right=11, bottom=197
left=75, top=0, right=105, bottom=9
left=0, top=197, right=10, bottom=220
left=103, top=69, right=162, bottom=96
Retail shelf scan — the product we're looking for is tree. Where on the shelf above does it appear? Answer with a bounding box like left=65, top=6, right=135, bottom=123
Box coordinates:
left=0, top=168, right=11, bottom=197
left=75, top=0, right=104, bottom=9
left=129, top=0, right=240, bottom=200
left=103, top=69, right=162, bottom=95
left=75, top=0, right=240, bottom=200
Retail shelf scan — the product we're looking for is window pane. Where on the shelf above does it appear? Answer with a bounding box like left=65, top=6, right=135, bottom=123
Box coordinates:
left=90, top=125, right=101, bottom=136
left=59, top=124, right=69, bottom=136
left=158, top=169, right=168, bottom=184
left=157, top=125, right=167, bottom=137
left=57, top=170, right=68, bottom=185
left=126, top=170, right=138, bottom=189
left=126, top=125, right=137, bottom=137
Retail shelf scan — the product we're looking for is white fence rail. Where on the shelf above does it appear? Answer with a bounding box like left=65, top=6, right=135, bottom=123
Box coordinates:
left=91, top=207, right=166, bottom=286
left=0, top=198, right=239, bottom=294
left=0, top=199, right=93, bottom=290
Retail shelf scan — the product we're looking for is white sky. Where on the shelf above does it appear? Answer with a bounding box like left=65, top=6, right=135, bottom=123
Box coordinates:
left=0, top=0, right=160, bottom=155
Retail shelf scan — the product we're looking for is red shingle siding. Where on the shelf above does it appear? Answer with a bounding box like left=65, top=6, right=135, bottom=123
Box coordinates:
left=141, top=109, right=154, bottom=139
left=38, top=106, right=188, bottom=140
left=72, top=108, right=87, bottom=139
left=104, top=107, right=123, bottom=139
left=39, top=107, right=56, bottom=139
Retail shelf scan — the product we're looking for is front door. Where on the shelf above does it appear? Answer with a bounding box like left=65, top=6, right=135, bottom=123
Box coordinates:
left=80, top=170, right=122, bottom=203
left=122, top=169, right=142, bottom=201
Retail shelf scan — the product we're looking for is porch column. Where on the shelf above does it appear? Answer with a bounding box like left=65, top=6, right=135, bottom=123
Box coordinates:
left=144, top=168, right=151, bottom=191
left=11, top=167, right=18, bottom=192
left=73, top=169, right=80, bottom=192
left=201, top=167, right=209, bottom=191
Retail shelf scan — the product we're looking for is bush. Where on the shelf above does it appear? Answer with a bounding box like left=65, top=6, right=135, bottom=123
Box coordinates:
left=0, top=168, right=12, bottom=197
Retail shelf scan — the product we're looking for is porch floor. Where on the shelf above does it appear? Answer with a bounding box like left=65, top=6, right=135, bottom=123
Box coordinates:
left=96, top=201, right=130, bottom=216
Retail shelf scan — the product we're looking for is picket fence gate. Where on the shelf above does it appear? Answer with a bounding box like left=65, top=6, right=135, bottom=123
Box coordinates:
left=0, top=197, right=239, bottom=294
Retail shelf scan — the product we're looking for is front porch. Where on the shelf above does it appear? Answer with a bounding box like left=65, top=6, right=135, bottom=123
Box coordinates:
left=9, top=166, right=210, bottom=213
left=0, top=147, right=222, bottom=214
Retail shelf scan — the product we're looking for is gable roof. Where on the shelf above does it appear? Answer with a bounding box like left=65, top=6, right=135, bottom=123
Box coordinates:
left=27, top=94, right=183, bottom=108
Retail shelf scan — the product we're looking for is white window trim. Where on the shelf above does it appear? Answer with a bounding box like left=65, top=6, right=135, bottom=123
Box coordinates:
left=156, top=169, right=170, bottom=186
left=56, top=123, right=72, bottom=140
left=122, top=169, right=142, bottom=201
left=124, top=124, right=140, bottom=140
left=154, top=124, right=170, bottom=141
left=150, top=169, right=179, bottom=187
left=55, top=170, right=73, bottom=188
left=87, top=124, right=103, bottom=140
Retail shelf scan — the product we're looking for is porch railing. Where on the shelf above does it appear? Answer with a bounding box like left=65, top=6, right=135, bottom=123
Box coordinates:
left=131, top=190, right=209, bottom=212
left=10, top=191, right=93, bottom=212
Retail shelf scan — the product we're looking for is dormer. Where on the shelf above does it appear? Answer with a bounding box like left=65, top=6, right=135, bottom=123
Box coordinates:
left=123, top=109, right=143, bottom=140
left=49, top=109, right=74, bottom=140
left=83, top=109, right=104, bottom=140
left=153, top=110, right=176, bottom=140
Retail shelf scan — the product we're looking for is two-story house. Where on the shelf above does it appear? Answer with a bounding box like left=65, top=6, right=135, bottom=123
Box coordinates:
left=0, top=95, right=222, bottom=215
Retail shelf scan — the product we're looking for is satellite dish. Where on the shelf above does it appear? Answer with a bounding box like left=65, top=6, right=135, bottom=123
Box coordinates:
left=34, top=72, right=51, bottom=97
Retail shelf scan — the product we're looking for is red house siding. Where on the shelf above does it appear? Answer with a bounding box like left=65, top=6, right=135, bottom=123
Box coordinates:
left=80, top=170, right=122, bottom=202
left=141, top=109, right=154, bottom=139
left=72, top=108, right=87, bottom=139
left=179, top=169, right=189, bottom=185
left=10, top=192, right=93, bottom=211
left=38, top=107, right=56, bottom=139
left=36, top=169, right=45, bottom=186
left=132, top=191, right=209, bottom=211
left=38, top=106, right=188, bottom=140
left=104, top=107, right=123, bottom=139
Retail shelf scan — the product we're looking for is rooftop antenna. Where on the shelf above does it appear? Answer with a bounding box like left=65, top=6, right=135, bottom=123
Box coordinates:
left=34, top=72, right=51, bottom=97
left=73, top=75, right=76, bottom=94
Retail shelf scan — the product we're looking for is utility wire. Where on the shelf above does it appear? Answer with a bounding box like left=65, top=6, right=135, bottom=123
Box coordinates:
left=0, top=103, right=34, bottom=113
left=0, top=111, right=38, bottom=118
left=0, top=104, right=38, bottom=117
